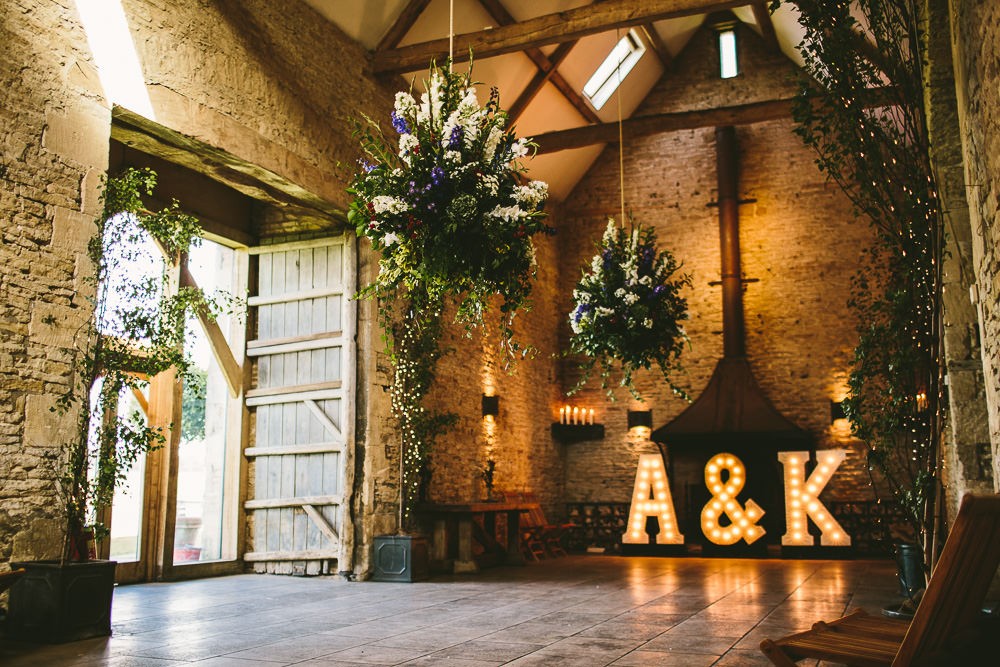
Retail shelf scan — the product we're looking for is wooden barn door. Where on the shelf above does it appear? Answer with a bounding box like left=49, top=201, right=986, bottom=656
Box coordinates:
left=243, top=236, right=356, bottom=575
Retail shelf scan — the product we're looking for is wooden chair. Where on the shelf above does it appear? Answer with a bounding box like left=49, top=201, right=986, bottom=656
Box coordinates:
left=760, top=493, right=1000, bottom=666
left=522, top=492, right=576, bottom=558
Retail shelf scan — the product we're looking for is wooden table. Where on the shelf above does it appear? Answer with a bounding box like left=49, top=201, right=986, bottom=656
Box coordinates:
left=416, top=501, right=537, bottom=573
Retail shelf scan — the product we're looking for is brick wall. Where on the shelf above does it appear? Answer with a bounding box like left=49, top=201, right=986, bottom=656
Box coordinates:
left=949, top=0, right=1000, bottom=487
left=554, top=23, right=878, bottom=510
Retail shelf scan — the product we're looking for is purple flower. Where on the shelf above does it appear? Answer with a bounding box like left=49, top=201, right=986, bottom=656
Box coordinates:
left=653, top=285, right=666, bottom=296
left=448, top=125, right=463, bottom=148
left=391, top=111, right=410, bottom=134
left=430, top=166, right=446, bottom=186
left=359, top=159, right=375, bottom=173
left=573, top=303, right=592, bottom=323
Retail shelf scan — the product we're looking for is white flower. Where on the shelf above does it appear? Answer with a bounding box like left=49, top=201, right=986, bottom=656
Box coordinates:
left=444, top=150, right=462, bottom=164
left=639, top=275, right=652, bottom=286
left=615, top=288, right=626, bottom=299
left=483, top=126, right=503, bottom=163
left=624, top=292, right=639, bottom=306
left=590, top=255, right=603, bottom=273
left=602, top=219, right=619, bottom=244
left=479, top=175, right=499, bottom=196
left=510, top=138, right=529, bottom=160
left=514, top=180, right=548, bottom=208
left=573, top=290, right=591, bottom=304
left=371, top=196, right=409, bottom=215
left=489, top=204, right=523, bottom=222
left=394, top=91, right=417, bottom=116
left=596, top=307, right=614, bottom=318
left=382, top=232, right=400, bottom=246
left=643, top=318, right=653, bottom=329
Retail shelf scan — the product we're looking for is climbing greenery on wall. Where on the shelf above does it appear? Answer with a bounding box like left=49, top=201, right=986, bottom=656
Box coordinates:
left=780, top=0, right=944, bottom=571
left=59, top=168, right=231, bottom=561
left=348, top=59, right=550, bottom=526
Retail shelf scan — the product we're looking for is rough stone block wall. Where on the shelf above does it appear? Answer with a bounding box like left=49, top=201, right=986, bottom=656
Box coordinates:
left=0, top=0, right=399, bottom=571
left=554, top=23, right=878, bottom=517
left=950, top=0, right=1000, bottom=488
left=420, top=228, right=565, bottom=520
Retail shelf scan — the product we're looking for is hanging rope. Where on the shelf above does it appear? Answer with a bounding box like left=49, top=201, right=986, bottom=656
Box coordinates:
left=617, top=29, right=626, bottom=225
left=449, top=0, right=455, bottom=69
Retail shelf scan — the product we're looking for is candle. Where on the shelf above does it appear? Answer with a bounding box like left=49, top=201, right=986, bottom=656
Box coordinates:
left=589, top=408, right=595, bottom=425
left=559, top=407, right=565, bottom=424
left=572, top=407, right=579, bottom=425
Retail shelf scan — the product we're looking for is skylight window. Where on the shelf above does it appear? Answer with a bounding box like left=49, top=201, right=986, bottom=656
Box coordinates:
left=718, top=28, right=739, bottom=79
left=583, top=30, right=646, bottom=110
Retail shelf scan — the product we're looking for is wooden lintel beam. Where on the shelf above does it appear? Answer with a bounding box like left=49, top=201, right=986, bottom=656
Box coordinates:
left=533, top=88, right=898, bottom=153
left=179, top=265, right=243, bottom=398
left=373, top=0, right=748, bottom=74
left=640, top=23, right=673, bottom=69
left=751, top=2, right=779, bottom=52
left=376, top=0, right=432, bottom=51
left=477, top=0, right=599, bottom=125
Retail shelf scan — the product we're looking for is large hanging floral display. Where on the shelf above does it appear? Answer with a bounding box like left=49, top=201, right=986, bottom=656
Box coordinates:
left=348, top=61, right=550, bottom=524
left=568, top=219, right=691, bottom=400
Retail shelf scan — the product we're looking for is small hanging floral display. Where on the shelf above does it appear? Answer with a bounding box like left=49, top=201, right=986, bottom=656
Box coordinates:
left=348, top=60, right=551, bottom=351
left=568, top=218, right=691, bottom=400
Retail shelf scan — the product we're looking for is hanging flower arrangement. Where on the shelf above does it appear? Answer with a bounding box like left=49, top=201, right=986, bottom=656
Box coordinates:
left=348, top=60, right=550, bottom=526
left=348, top=60, right=551, bottom=350
left=568, top=218, right=691, bottom=400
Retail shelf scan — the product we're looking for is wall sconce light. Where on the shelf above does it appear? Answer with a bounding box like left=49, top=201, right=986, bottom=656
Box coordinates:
left=627, top=409, right=652, bottom=430
left=482, top=394, right=499, bottom=418
left=829, top=400, right=847, bottom=424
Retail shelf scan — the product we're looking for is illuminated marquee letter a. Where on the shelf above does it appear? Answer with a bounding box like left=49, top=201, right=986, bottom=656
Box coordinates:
left=622, top=454, right=684, bottom=545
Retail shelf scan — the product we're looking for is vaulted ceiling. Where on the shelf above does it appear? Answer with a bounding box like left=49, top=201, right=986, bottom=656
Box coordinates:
left=303, top=0, right=810, bottom=201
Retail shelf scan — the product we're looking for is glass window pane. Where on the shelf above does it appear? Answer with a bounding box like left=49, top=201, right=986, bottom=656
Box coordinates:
left=174, top=239, right=240, bottom=565
left=108, top=387, right=147, bottom=563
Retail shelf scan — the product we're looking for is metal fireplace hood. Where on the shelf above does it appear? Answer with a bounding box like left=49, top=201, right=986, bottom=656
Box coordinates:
left=652, top=126, right=805, bottom=444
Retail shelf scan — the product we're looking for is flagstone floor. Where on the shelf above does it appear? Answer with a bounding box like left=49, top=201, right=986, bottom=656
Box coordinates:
left=0, top=555, right=901, bottom=666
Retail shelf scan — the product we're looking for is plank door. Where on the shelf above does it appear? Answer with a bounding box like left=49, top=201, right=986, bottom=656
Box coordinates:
left=243, top=236, right=356, bottom=575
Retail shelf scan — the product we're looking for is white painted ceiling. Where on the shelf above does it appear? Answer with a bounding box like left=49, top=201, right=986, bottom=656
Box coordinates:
left=303, top=0, right=808, bottom=201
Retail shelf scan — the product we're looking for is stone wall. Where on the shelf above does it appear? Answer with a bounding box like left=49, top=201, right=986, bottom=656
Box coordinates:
left=0, top=0, right=400, bottom=572
left=949, top=0, right=1000, bottom=488
left=554, top=23, right=877, bottom=511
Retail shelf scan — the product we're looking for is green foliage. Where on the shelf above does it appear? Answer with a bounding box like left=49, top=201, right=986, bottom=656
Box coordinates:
left=181, top=367, right=207, bottom=441
left=57, top=167, right=231, bottom=561
left=780, top=0, right=943, bottom=555
left=567, top=218, right=691, bottom=400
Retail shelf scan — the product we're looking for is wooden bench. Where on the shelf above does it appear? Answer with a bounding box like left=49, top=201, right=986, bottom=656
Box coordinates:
left=760, top=493, right=1000, bottom=666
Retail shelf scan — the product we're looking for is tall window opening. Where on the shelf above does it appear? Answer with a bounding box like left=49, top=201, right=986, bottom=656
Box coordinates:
left=717, top=25, right=739, bottom=79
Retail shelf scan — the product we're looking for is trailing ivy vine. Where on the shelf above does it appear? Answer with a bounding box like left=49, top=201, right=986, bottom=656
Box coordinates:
left=58, top=167, right=233, bottom=562
left=779, top=0, right=944, bottom=572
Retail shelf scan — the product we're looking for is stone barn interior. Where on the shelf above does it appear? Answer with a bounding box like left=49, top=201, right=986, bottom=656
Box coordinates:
left=2, top=0, right=1000, bottom=664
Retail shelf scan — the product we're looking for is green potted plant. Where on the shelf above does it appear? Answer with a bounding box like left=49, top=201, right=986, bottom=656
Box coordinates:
left=781, top=0, right=944, bottom=593
left=8, top=167, right=228, bottom=642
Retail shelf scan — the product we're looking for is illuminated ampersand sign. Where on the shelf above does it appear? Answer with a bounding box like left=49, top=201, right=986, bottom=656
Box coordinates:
left=701, top=453, right=765, bottom=545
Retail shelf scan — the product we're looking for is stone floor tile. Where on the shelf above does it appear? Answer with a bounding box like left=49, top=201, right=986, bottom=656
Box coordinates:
left=432, top=640, right=544, bottom=662
left=223, top=633, right=370, bottom=662
left=610, top=649, right=720, bottom=666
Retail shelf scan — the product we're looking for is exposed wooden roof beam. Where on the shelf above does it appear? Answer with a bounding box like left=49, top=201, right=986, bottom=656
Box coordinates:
left=640, top=23, right=673, bottom=69
left=373, top=0, right=748, bottom=74
left=376, top=0, right=432, bottom=51
left=751, top=2, right=779, bottom=51
left=532, top=88, right=897, bottom=153
left=477, top=0, right=599, bottom=124
left=508, top=41, right=584, bottom=123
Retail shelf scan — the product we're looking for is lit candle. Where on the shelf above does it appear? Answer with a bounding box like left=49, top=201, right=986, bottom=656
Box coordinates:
left=572, top=407, right=579, bottom=425
left=588, top=408, right=594, bottom=425
left=559, top=407, right=565, bottom=424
